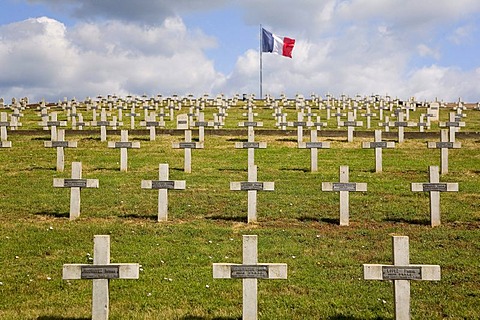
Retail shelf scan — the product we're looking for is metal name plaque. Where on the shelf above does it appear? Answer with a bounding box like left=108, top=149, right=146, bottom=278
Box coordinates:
left=179, top=142, right=197, bottom=149
left=177, top=120, right=188, bottom=124
left=369, top=142, right=387, bottom=148
left=382, top=266, right=422, bottom=280
left=151, top=180, right=175, bottom=189
left=243, top=142, right=260, bottom=148
left=293, top=122, right=307, bottom=126
left=422, top=183, right=448, bottom=192
left=344, top=121, right=357, bottom=126
left=231, top=265, right=269, bottom=279
left=394, top=121, right=408, bottom=127
left=81, top=265, right=120, bottom=279
left=51, top=141, right=69, bottom=148
left=243, top=122, right=258, bottom=127
left=115, top=142, right=133, bottom=148
left=332, top=183, right=357, bottom=192
left=436, top=142, right=454, bottom=148
left=0, top=122, right=10, bottom=126
left=47, top=121, right=61, bottom=126
left=146, top=121, right=159, bottom=126
left=305, top=142, right=324, bottom=148
left=445, top=122, right=460, bottom=127
left=63, top=179, right=87, bottom=188
left=240, top=182, right=264, bottom=191
left=96, top=121, right=109, bottom=126
left=195, top=121, right=209, bottom=126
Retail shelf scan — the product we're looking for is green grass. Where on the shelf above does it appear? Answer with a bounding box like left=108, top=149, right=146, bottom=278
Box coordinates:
left=0, top=103, right=479, bottom=319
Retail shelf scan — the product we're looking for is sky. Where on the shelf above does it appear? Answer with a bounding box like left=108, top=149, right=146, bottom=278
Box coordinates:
left=0, top=0, right=479, bottom=102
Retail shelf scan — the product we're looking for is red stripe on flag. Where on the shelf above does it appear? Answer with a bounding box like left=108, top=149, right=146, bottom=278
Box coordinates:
left=282, top=37, right=295, bottom=58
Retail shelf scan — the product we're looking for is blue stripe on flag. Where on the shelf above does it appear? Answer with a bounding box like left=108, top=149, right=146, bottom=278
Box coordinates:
left=262, top=28, right=274, bottom=53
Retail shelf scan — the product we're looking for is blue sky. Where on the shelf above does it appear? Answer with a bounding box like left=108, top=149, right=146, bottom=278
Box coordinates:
left=0, top=0, right=479, bottom=102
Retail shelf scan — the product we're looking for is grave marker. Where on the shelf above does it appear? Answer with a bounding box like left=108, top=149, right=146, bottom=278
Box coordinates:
left=439, top=112, right=465, bottom=142
left=141, top=163, right=186, bottom=221
left=389, top=111, right=416, bottom=143
left=40, top=112, right=67, bottom=141
left=362, top=130, right=395, bottom=173
left=63, top=235, right=140, bottom=320
left=90, top=109, right=111, bottom=142
left=140, top=112, right=165, bottom=141
left=230, top=165, right=274, bottom=223
left=287, top=113, right=313, bottom=143
left=0, top=112, right=13, bottom=148
left=363, top=236, right=441, bottom=320
left=213, top=235, right=287, bottom=320
left=321, top=166, right=367, bottom=226
left=44, top=129, right=77, bottom=172
left=427, top=129, right=461, bottom=174
left=411, top=166, right=458, bottom=226
left=172, top=114, right=203, bottom=173
left=53, top=162, right=99, bottom=220
left=298, top=129, right=330, bottom=172
left=339, top=112, right=362, bottom=142
left=108, top=130, right=140, bottom=172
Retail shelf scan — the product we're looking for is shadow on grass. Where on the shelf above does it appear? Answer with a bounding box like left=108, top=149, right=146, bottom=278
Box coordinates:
left=37, top=317, right=90, bottom=320
left=384, top=217, right=431, bottom=226
left=31, top=137, right=50, bottom=141
left=93, top=166, right=123, bottom=172
left=298, top=216, right=340, bottom=225
left=206, top=215, right=246, bottom=222
left=226, top=137, right=246, bottom=142
left=279, top=167, right=309, bottom=172
left=180, top=316, right=240, bottom=320
left=218, top=168, right=244, bottom=172
left=276, top=138, right=297, bottom=142
left=80, top=137, right=101, bottom=141
left=36, top=211, right=69, bottom=218
left=26, top=166, right=57, bottom=171
left=327, top=316, right=388, bottom=320
left=120, top=213, right=158, bottom=221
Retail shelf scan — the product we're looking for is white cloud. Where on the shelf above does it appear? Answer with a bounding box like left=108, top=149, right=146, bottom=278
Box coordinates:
left=417, top=44, right=441, bottom=60
left=0, top=16, right=224, bottom=101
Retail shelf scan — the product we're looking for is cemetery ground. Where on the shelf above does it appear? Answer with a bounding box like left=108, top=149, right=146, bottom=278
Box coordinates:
left=0, top=105, right=479, bottom=319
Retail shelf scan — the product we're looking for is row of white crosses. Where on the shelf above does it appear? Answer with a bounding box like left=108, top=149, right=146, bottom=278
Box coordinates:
left=61, top=234, right=440, bottom=320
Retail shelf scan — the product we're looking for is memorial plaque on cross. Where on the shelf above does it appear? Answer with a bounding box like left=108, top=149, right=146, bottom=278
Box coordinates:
left=0, top=112, right=13, bottom=148
left=363, top=236, right=440, bottom=320
left=107, top=130, right=140, bottom=172
left=140, top=112, right=165, bottom=141
left=90, top=109, right=111, bottom=142
left=362, top=130, right=395, bottom=173
left=298, top=129, right=330, bottom=172
left=287, top=112, right=313, bottom=143
left=172, top=114, right=204, bottom=173
left=141, top=163, right=186, bottom=221
left=411, top=166, right=458, bottom=227
left=213, top=235, right=287, bottom=320
left=339, top=112, right=363, bottom=142
left=439, top=112, right=465, bottom=142
left=427, top=129, right=461, bottom=175
left=39, top=112, right=67, bottom=141
left=53, top=162, right=99, bottom=220
left=230, top=165, right=274, bottom=223
left=44, top=129, right=77, bottom=172
left=321, top=165, right=367, bottom=226
left=388, top=111, right=416, bottom=143
left=63, top=235, right=139, bottom=320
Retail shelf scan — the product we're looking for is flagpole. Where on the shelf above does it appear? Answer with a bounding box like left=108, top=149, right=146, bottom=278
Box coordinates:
left=259, top=24, right=263, bottom=100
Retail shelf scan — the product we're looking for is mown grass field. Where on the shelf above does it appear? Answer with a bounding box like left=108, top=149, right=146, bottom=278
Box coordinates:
left=0, top=101, right=479, bottom=319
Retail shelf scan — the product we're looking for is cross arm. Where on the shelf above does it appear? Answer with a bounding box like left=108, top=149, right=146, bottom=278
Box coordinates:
left=363, top=264, right=441, bottom=281
left=230, top=181, right=275, bottom=191
left=213, top=263, right=287, bottom=279
left=63, top=263, right=140, bottom=280
left=141, top=180, right=186, bottom=190
left=53, top=178, right=99, bottom=188
left=411, top=183, right=458, bottom=192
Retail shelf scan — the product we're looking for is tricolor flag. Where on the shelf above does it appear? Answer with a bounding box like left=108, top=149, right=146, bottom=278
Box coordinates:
left=261, top=28, right=295, bottom=58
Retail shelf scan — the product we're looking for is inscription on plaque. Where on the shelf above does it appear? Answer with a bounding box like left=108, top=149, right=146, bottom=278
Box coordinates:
left=96, top=121, right=109, bottom=126
left=179, top=142, right=197, bottom=149
left=382, top=266, right=422, bottom=280
left=115, top=142, right=133, bottom=148
left=146, top=121, right=159, bottom=126
left=47, top=121, right=61, bottom=126
left=422, top=183, right=448, bottom=192
left=305, top=142, right=324, bottom=148
left=51, top=141, right=69, bottom=148
left=177, top=120, right=188, bottom=124
left=64, top=179, right=87, bottom=188
left=243, top=142, right=260, bottom=148
left=332, top=183, right=357, bottom=192
left=231, top=265, right=269, bottom=279
left=0, top=122, right=10, bottom=127
left=293, top=121, right=307, bottom=126
left=369, top=142, right=387, bottom=148
left=445, top=122, right=460, bottom=127
left=195, top=121, right=209, bottom=126
left=81, top=265, right=120, bottom=279
left=243, top=122, right=258, bottom=127
left=394, top=121, right=408, bottom=127
left=151, top=180, right=175, bottom=189
left=240, top=182, right=264, bottom=191
left=436, top=142, right=454, bottom=148
left=344, top=121, right=357, bottom=126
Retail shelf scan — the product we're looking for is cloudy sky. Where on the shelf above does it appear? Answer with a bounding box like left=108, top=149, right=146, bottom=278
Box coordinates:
left=1, top=0, right=479, bottom=102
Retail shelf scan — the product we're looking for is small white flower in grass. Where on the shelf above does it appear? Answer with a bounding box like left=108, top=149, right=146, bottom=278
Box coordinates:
left=160, top=260, right=165, bottom=264
left=47, top=277, right=51, bottom=281
left=5, top=236, right=9, bottom=239
left=229, top=238, right=234, bottom=241
left=168, top=278, right=172, bottom=282
left=205, top=285, right=210, bottom=288
left=48, top=226, right=53, bottom=231
left=147, top=292, right=152, bottom=297
left=292, top=256, right=296, bottom=259
left=208, top=240, right=212, bottom=244
left=0, top=282, right=3, bottom=285
left=209, top=256, right=212, bottom=259
left=15, top=256, right=19, bottom=259
left=316, top=235, right=321, bottom=238
left=139, top=268, right=144, bottom=272
left=187, top=204, right=191, bottom=207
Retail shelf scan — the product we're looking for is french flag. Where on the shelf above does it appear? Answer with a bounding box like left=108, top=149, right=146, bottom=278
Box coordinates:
left=262, top=28, right=295, bottom=58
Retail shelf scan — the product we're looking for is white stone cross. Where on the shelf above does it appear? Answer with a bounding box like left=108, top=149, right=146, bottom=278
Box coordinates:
left=363, top=236, right=441, bottom=320
left=427, top=129, right=461, bottom=175
left=417, top=114, right=429, bottom=132
left=230, top=165, right=274, bottom=223
left=298, top=129, right=330, bottom=172
left=287, top=112, right=313, bottom=143
left=439, top=112, right=465, bottom=142
left=141, top=163, right=186, bottom=221
left=411, top=166, right=458, bottom=227
left=339, top=112, right=363, bottom=142
left=362, top=130, right=395, bottom=173
left=321, top=165, right=367, bottom=226
left=125, top=106, right=138, bottom=129
left=0, top=112, right=13, bottom=148
left=191, top=112, right=212, bottom=143
left=44, top=129, right=77, bottom=172
left=172, top=114, right=204, bottom=173
left=40, top=112, right=67, bottom=141
left=108, top=130, right=140, bottom=172
left=236, top=112, right=266, bottom=172
left=213, top=235, right=287, bottom=320
left=388, top=111, right=416, bottom=143
left=140, top=112, right=165, bottom=141
left=63, top=235, right=140, bottom=320
left=360, top=107, right=377, bottom=129
left=53, top=162, right=99, bottom=220
left=90, top=109, right=112, bottom=142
